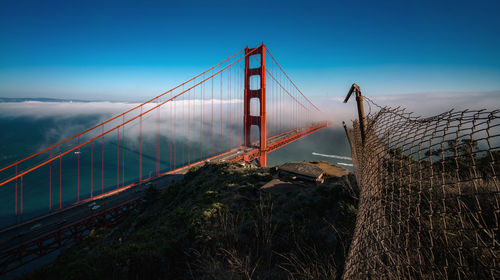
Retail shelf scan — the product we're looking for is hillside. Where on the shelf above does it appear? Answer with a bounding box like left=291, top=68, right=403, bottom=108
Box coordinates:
left=25, top=161, right=358, bottom=280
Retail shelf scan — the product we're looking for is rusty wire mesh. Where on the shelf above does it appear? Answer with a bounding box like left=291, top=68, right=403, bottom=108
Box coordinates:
left=343, top=96, right=500, bottom=279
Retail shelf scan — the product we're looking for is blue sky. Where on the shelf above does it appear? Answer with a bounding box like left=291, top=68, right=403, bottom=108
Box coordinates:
left=1, top=0, right=499, bottom=101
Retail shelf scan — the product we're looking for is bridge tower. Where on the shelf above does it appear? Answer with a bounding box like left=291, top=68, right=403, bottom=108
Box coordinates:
left=244, top=44, right=267, bottom=167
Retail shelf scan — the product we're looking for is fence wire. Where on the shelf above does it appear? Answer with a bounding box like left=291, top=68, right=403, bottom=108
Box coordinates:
left=343, top=97, right=500, bottom=279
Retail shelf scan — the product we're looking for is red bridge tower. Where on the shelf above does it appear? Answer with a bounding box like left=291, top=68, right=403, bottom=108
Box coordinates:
left=244, top=44, right=267, bottom=167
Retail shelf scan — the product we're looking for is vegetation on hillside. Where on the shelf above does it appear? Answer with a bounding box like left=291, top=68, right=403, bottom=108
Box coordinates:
left=25, top=162, right=358, bottom=280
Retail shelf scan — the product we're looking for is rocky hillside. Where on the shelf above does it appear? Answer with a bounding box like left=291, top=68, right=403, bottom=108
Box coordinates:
left=25, top=161, right=358, bottom=280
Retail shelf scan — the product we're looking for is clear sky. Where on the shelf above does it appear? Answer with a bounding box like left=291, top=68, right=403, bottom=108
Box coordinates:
left=1, top=0, right=499, bottom=101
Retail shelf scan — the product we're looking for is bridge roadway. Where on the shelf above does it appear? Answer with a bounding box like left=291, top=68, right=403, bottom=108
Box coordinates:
left=0, top=121, right=328, bottom=274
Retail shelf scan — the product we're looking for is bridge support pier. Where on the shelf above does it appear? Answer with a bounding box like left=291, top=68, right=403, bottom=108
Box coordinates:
left=244, top=44, right=267, bottom=167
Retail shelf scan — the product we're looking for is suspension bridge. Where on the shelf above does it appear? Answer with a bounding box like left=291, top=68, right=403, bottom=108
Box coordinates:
left=0, top=44, right=328, bottom=273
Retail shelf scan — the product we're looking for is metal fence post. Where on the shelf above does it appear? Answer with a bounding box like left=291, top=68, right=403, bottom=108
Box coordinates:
left=344, top=83, right=366, bottom=145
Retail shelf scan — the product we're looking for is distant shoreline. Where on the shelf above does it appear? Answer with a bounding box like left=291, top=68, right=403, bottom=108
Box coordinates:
left=0, top=97, right=97, bottom=103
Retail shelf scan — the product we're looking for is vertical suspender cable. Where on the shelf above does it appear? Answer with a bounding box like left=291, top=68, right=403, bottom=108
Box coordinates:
left=59, top=157, right=62, bottom=209
left=91, top=141, right=93, bottom=198
left=173, top=95, right=176, bottom=169
left=157, top=98, right=160, bottom=176
left=220, top=73, right=223, bottom=153
left=182, top=87, right=185, bottom=165
left=77, top=137, right=80, bottom=202
left=200, top=76, right=204, bottom=160
left=15, top=165, right=17, bottom=216
left=169, top=99, right=172, bottom=170
left=122, top=115, right=125, bottom=187
left=211, top=71, right=214, bottom=155
left=228, top=65, right=231, bottom=149
left=139, top=106, right=143, bottom=185
left=101, top=125, right=104, bottom=194
left=20, top=176, right=23, bottom=218
left=49, top=151, right=52, bottom=210
left=188, top=87, right=191, bottom=165
left=117, top=128, right=120, bottom=189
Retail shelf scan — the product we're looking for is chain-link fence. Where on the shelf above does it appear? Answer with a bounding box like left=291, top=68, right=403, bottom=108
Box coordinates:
left=343, top=96, right=500, bottom=279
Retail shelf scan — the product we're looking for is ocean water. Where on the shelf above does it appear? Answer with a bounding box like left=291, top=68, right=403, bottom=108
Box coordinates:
left=0, top=111, right=351, bottom=229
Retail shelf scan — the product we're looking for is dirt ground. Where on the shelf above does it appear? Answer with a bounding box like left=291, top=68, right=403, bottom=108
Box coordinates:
left=307, top=161, right=350, bottom=177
